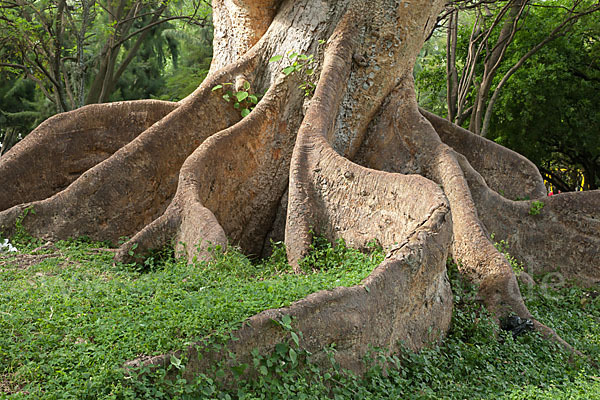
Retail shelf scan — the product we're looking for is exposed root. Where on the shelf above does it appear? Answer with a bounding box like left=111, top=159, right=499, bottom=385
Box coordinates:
left=424, top=115, right=600, bottom=283
left=454, top=148, right=600, bottom=284
left=126, top=206, right=453, bottom=377
left=419, top=108, right=547, bottom=201
left=285, top=9, right=358, bottom=268
left=0, top=252, right=60, bottom=269
left=369, top=76, right=586, bottom=356
left=117, top=71, right=303, bottom=263
left=284, top=9, right=451, bottom=282
left=123, top=12, right=455, bottom=379
left=2, top=0, right=595, bottom=381
left=115, top=208, right=183, bottom=263
left=0, top=100, right=178, bottom=212
left=0, top=54, right=260, bottom=244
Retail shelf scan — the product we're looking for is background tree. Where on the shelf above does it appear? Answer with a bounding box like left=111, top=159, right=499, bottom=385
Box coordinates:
left=416, top=0, right=600, bottom=190
left=440, top=0, right=599, bottom=136
left=491, top=13, right=600, bottom=190
left=0, top=0, right=210, bottom=112
left=0, top=75, right=53, bottom=155
left=155, top=15, right=213, bottom=101
left=0, top=0, right=212, bottom=151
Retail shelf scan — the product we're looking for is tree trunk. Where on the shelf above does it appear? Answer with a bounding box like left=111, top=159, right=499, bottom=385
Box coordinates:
left=84, top=0, right=169, bottom=105
left=1, top=0, right=599, bottom=377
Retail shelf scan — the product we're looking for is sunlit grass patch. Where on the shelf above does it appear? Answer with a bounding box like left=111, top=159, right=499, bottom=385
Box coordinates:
left=0, top=237, right=383, bottom=398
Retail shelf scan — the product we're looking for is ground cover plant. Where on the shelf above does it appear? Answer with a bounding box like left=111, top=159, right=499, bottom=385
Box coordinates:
left=0, top=235, right=383, bottom=398
left=217, top=260, right=600, bottom=400
left=1, top=234, right=598, bottom=399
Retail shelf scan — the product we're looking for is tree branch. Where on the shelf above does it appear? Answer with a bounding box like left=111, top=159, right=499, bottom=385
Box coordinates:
left=0, top=63, right=56, bottom=103
left=539, top=166, right=573, bottom=192
left=111, top=15, right=208, bottom=50
left=480, top=2, right=600, bottom=137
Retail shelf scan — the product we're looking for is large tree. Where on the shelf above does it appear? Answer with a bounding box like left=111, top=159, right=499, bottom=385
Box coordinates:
left=0, top=0, right=209, bottom=112
left=1, top=0, right=599, bottom=375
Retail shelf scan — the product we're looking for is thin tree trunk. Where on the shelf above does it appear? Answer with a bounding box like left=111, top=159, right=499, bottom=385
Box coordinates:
left=446, top=9, right=458, bottom=122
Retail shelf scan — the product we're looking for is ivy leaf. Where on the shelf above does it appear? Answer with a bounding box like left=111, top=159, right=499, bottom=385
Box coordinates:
left=281, top=314, right=292, bottom=328
left=170, top=355, right=183, bottom=370
left=289, top=348, right=298, bottom=364
left=212, top=84, right=222, bottom=91
left=241, top=108, right=250, bottom=118
left=249, top=95, right=258, bottom=104
left=231, top=363, right=248, bottom=377
left=269, top=55, right=283, bottom=63
left=235, top=91, right=249, bottom=102
left=283, top=66, right=295, bottom=76
left=243, top=80, right=251, bottom=90
left=275, top=342, right=288, bottom=357
left=290, top=331, right=300, bottom=347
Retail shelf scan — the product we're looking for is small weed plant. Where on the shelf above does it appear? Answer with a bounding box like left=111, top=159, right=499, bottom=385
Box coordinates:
left=269, top=50, right=317, bottom=97
left=493, top=234, right=525, bottom=274
left=211, top=80, right=260, bottom=118
left=212, top=42, right=323, bottom=117
left=529, top=200, right=545, bottom=215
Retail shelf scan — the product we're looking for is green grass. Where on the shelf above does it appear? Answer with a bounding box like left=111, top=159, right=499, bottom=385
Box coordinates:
left=215, top=260, right=600, bottom=400
left=1, top=235, right=599, bottom=399
left=0, top=236, right=383, bottom=398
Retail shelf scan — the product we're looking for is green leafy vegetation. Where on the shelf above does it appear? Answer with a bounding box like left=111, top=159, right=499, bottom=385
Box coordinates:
left=0, top=236, right=382, bottom=398
left=0, top=0, right=213, bottom=151
left=1, top=233, right=598, bottom=398
left=210, top=259, right=600, bottom=400
left=270, top=49, right=318, bottom=97
left=212, top=81, right=261, bottom=118
left=414, top=0, right=600, bottom=191
left=494, top=236, right=525, bottom=275
left=0, top=76, right=53, bottom=155
left=211, top=47, right=322, bottom=118
left=490, top=6, right=600, bottom=191
left=528, top=200, right=545, bottom=216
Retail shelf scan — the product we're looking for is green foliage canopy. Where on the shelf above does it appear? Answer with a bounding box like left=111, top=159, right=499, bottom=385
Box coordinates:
left=415, top=0, right=600, bottom=190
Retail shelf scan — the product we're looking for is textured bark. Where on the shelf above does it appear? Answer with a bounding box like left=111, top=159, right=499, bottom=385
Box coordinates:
left=420, top=108, right=547, bottom=201
left=457, top=151, right=600, bottom=285
left=0, top=100, right=178, bottom=211
left=128, top=207, right=453, bottom=377
left=1, top=0, right=598, bottom=377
